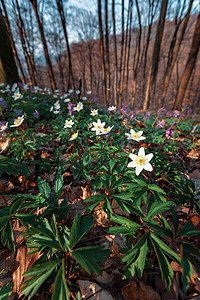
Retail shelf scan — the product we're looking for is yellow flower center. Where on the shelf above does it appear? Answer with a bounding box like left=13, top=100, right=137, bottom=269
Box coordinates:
left=136, top=156, right=146, bottom=166
left=14, top=119, right=20, bottom=125
left=1, top=142, right=7, bottom=149
left=96, top=125, right=101, bottom=129
left=72, top=133, right=76, bottom=138
left=132, top=132, right=139, bottom=139
left=1, top=125, right=6, bottom=130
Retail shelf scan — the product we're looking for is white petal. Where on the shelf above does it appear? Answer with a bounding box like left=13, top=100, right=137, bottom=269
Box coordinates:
left=145, top=153, right=153, bottom=162
left=127, top=161, right=137, bottom=168
left=129, top=154, right=137, bottom=161
left=143, top=163, right=153, bottom=172
left=137, top=131, right=143, bottom=136
left=138, top=136, right=146, bottom=140
left=135, top=165, right=143, bottom=176
left=138, top=147, right=145, bottom=157
left=130, top=129, right=136, bottom=134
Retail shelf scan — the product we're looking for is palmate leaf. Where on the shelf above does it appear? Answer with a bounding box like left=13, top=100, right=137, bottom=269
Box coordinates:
left=150, top=235, right=174, bottom=290
left=108, top=214, right=141, bottom=236
left=52, top=259, right=70, bottom=300
left=0, top=282, right=13, bottom=300
left=72, top=246, right=111, bottom=275
left=38, top=177, right=51, bottom=199
left=1, top=219, right=15, bottom=252
left=69, top=215, right=93, bottom=249
left=54, top=166, right=63, bottom=199
left=22, top=259, right=61, bottom=299
left=122, top=234, right=148, bottom=279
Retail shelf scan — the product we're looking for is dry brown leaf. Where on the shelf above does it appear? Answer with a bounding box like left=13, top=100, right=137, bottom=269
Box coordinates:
left=12, top=242, right=40, bottom=298
left=122, top=280, right=161, bottom=300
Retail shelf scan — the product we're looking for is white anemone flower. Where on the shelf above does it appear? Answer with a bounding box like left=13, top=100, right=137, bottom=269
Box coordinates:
left=53, top=110, right=60, bottom=114
left=0, top=139, right=9, bottom=153
left=100, top=126, right=113, bottom=135
left=64, top=120, right=74, bottom=128
left=125, top=129, right=146, bottom=142
left=76, top=90, right=80, bottom=94
left=64, top=98, right=70, bottom=103
left=50, top=106, right=54, bottom=112
left=82, top=97, right=87, bottom=101
left=86, top=90, right=92, bottom=95
left=127, top=147, right=153, bottom=176
left=69, top=131, right=78, bottom=141
left=68, top=89, right=73, bottom=94
left=0, top=122, right=8, bottom=132
left=12, top=91, right=23, bottom=100
left=74, top=102, right=83, bottom=112
left=108, top=106, right=116, bottom=111
left=90, top=109, right=98, bottom=116
left=10, top=115, right=24, bottom=127
left=54, top=103, right=60, bottom=110
left=91, top=119, right=105, bottom=135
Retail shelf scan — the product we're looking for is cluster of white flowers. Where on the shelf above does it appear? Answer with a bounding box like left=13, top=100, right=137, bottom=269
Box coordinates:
left=74, top=102, right=83, bottom=112
left=50, top=100, right=61, bottom=114
left=64, top=119, right=74, bottom=128
left=91, top=119, right=113, bottom=136
left=125, top=129, right=153, bottom=176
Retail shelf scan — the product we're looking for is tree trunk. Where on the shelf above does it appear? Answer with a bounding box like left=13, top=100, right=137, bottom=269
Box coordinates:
left=119, top=0, right=124, bottom=94
left=105, top=0, right=110, bottom=104
left=143, top=0, right=168, bottom=110
left=98, top=0, right=107, bottom=106
left=30, top=0, right=56, bottom=91
left=112, top=0, right=118, bottom=106
left=131, top=0, right=142, bottom=107
left=0, top=0, right=26, bottom=84
left=0, top=10, right=20, bottom=84
left=56, top=0, right=74, bottom=91
left=158, top=0, right=194, bottom=107
left=173, top=13, right=200, bottom=110
left=119, top=0, right=132, bottom=108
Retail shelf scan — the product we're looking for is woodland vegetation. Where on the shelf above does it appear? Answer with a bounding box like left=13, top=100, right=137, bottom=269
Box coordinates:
left=0, top=0, right=200, bottom=300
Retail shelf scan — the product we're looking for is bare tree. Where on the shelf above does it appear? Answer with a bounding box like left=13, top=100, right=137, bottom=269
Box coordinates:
left=173, top=13, right=200, bottom=110
left=0, top=0, right=26, bottom=84
left=112, top=0, right=118, bottom=105
left=143, top=0, right=169, bottom=110
left=30, top=0, right=57, bottom=91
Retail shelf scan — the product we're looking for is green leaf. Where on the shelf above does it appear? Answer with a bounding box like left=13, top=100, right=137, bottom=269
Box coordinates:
left=148, top=184, right=166, bottom=195
left=54, top=167, right=63, bottom=198
left=72, top=246, right=111, bottom=275
left=0, top=216, right=9, bottom=231
left=1, top=219, right=15, bottom=252
left=52, top=260, right=70, bottom=300
left=171, top=209, right=179, bottom=234
left=147, top=200, right=175, bottom=219
left=150, top=234, right=174, bottom=290
left=38, top=177, right=51, bottom=199
left=122, top=234, right=148, bottom=279
left=102, top=197, right=112, bottom=218
left=22, top=259, right=61, bottom=299
left=178, top=221, right=200, bottom=238
left=0, top=282, right=13, bottom=300
left=84, top=194, right=106, bottom=203
left=180, top=250, right=193, bottom=293
left=69, top=215, right=93, bottom=249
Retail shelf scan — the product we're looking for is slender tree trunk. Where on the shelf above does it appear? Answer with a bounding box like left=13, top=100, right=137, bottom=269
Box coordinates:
left=56, top=0, right=74, bottom=91
left=0, top=0, right=26, bottom=84
left=30, top=0, right=56, bottom=91
left=143, top=0, right=168, bottom=110
left=105, top=0, right=110, bottom=104
left=119, top=0, right=124, bottom=93
left=0, top=10, right=20, bottom=84
left=158, top=0, right=194, bottom=107
left=173, top=13, right=200, bottom=110
left=112, top=0, right=118, bottom=106
left=119, top=0, right=132, bottom=108
left=131, top=0, right=142, bottom=107
left=98, top=0, right=107, bottom=106
left=125, top=4, right=132, bottom=98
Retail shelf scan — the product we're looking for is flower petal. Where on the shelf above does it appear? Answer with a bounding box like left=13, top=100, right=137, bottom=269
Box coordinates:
left=127, top=161, right=137, bottom=168
left=143, top=163, right=153, bottom=172
left=145, top=153, right=153, bottom=162
left=138, top=147, right=145, bottom=157
left=135, top=165, right=143, bottom=176
left=129, top=154, right=137, bottom=161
